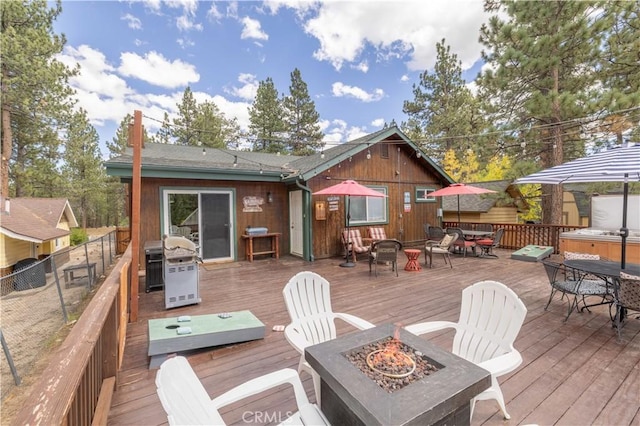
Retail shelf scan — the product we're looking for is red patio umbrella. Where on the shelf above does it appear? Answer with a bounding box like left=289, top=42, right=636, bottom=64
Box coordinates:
left=313, top=180, right=386, bottom=267
left=429, top=183, right=497, bottom=223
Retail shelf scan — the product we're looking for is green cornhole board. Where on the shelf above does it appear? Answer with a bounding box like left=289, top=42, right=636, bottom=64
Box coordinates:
left=148, top=310, right=265, bottom=368
left=511, top=245, right=553, bottom=262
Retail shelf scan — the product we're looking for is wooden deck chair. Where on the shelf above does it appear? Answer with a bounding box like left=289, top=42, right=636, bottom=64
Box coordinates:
left=156, top=356, right=328, bottom=425
left=406, top=281, right=527, bottom=421
left=342, top=228, right=371, bottom=262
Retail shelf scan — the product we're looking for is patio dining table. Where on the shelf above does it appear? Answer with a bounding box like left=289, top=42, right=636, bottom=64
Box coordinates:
left=564, top=259, right=640, bottom=324
left=461, top=230, right=493, bottom=240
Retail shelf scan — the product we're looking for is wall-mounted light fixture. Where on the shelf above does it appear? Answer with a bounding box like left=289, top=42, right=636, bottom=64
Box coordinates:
left=233, top=155, right=238, bottom=167
left=267, top=192, right=273, bottom=203
left=366, top=149, right=371, bottom=160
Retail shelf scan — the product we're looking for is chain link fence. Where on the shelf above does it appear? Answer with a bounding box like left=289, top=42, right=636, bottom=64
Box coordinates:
left=0, top=230, right=118, bottom=401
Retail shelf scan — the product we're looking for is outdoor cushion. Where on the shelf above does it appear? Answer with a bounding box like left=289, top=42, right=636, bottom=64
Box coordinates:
left=564, top=251, right=600, bottom=260
left=368, top=227, right=387, bottom=241
left=621, top=271, right=640, bottom=280
left=439, top=234, right=455, bottom=248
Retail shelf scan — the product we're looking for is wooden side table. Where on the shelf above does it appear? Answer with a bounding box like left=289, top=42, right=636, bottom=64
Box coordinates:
left=404, top=249, right=422, bottom=272
left=241, top=233, right=281, bottom=262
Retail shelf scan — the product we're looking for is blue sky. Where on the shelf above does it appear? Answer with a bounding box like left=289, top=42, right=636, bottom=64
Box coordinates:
left=54, top=1, right=490, bottom=157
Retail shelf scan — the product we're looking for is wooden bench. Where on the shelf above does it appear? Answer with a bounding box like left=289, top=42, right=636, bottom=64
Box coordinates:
left=63, top=263, right=97, bottom=288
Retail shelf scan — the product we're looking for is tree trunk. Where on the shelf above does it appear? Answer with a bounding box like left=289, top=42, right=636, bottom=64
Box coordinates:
left=543, top=66, right=565, bottom=225
left=1, top=103, right=11, bottom=199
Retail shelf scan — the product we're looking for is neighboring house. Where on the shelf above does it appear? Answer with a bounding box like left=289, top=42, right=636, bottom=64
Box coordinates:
left=563, top=190, right=590, bottom=227
left=0, top=197, right=78, bottom=274
left=441, top=180, right=529, bottom=225
left=105, top=126, right=455, bottom=264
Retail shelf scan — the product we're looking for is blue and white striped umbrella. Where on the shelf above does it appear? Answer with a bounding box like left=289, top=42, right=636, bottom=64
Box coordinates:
left=514, top=144, right=640, bottom=184
left=515, top=144, right=640, bottom=268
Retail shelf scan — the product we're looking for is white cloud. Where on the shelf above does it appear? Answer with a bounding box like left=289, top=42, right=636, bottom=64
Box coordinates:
left=142, top=0, right=162, bottom=14
left=240, top=16, right=268, bottom=40
left=296, top=1, right=487, bottom=72
left=226, top=1, right=239, bottom=20
left=118, top=51, right=200, bottom=89
left=224, top=73, right=259, bottom=101
left=351, top=61, right=369, bottom=73
left=331, top=82, right=384, bottom=103
left=206, top=2, right=223, bottom=21
left=121, top=13, right=142, bottom=30
left=371, top=118, right=385, bottom=127
left=400, top=74, right=410, bottom=82
left=177, top=37, right=195, bottom=49
left=59, top=45, right=130, bottom=97
left=322, top=119, right=369, bottom=143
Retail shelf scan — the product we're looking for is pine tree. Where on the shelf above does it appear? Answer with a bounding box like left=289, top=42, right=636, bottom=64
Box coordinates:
left=61, top=110, right=105, bottom=229
left=1, top=0, right=77, bottom=198
left=402, top=39, right=487, bottom=163
left=155, top=112, right=173, bottom=144
left=248, top=77, right=286, bottom=153
left=194, top=101, right=238, bottom=149
left=282, top=68, right=324, bottom=155
left=172, top=87, right=199, bottom=145
left=477, top=0, right=609, bottom=224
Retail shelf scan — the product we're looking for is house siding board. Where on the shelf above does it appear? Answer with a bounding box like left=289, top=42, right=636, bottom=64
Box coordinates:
left=1, top=235, right=32, bottom=267
left=137, top=178, right=290, bottom=267
left=310, top=143, right=443, bottom=258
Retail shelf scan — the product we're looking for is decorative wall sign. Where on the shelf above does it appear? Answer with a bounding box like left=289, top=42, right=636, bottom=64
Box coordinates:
left=315, top=201, right=327, bottom=220
left=242, top=196, right=264, bottom=212
left=328, top=196, right=340, bottom=211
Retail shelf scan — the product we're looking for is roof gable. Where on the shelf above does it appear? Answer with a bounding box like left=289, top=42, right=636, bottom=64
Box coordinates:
left=0, top=198, right=78, bottom=242
left=441, top=180, right=526, bottom=213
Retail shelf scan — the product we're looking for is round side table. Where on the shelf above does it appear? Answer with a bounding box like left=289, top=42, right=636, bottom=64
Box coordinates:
left=404, top=249, right=422, bottom=272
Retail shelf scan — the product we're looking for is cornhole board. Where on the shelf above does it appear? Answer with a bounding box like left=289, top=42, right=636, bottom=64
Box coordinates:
left=511, top=245, right=553, bottom=262
left=148, top=310, right=265, bottom=368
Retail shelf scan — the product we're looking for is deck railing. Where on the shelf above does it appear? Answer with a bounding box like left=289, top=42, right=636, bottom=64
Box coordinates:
left=12, top=246, right=131, bottom=426
left=8, top=221, right=583, bottom=424
left=443, top=222, right=584, bottom=253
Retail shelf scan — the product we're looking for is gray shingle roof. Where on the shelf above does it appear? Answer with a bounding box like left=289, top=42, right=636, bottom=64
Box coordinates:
left=442, top=180, right=517, bottom=213
left=105, top=127, right=455, bottom=185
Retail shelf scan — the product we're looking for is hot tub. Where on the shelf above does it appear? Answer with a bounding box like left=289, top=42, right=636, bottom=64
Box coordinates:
left=560, top=228, right=640, bottom=264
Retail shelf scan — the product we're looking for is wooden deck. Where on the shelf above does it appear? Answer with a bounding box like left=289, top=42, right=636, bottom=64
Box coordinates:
left=107, top=250, right=640, bottom=425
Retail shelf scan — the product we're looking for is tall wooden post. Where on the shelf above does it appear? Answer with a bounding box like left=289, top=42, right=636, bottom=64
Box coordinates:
left=130, top=110, right=142, bottom=322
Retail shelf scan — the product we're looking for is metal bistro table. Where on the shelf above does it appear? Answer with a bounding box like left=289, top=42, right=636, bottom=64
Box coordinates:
left=564, top=259, right=640, bottom=324
left=461, top=230, right=493, bottom=240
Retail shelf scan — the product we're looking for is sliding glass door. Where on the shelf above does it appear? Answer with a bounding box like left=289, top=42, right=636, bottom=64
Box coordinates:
left=163, top=189, right=234, bottom=262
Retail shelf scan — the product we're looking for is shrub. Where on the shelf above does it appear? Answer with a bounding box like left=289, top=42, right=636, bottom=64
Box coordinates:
left=70, top=228, right=88, bottom=245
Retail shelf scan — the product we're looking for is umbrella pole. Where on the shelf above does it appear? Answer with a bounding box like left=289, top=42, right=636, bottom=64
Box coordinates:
left=457, top=195, right=461, bottom=224
left=340, top=195, right=355, bottom=267
left=620, top=174, right=629, bottom=269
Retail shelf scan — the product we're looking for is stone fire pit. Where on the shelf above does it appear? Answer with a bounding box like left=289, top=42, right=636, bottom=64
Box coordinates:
left=305, top=323, right=491, bottom=426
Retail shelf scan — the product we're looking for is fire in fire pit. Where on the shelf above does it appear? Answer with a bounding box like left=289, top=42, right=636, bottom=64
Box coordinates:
left=346, top=336, right=439, bottom=393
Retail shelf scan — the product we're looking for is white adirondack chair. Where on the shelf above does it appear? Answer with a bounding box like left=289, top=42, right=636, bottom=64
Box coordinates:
left=405, top=280, right=527, bottom=421
left=155, top=356, right=328, bottom=425
left=283, top=271, right=375, bottom=404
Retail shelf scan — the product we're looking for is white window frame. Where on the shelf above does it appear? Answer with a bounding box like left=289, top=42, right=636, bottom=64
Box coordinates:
left=348, top=186, right=388, bottom=225
left=416, top=187, right=437, bottom=203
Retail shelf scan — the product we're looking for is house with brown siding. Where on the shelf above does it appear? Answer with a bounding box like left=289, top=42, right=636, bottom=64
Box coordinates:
left=0, top=197, right=78, bottom=274
left=105, top=126, right=454, bottom=267
left=441, top=180, right=528, bottom=225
